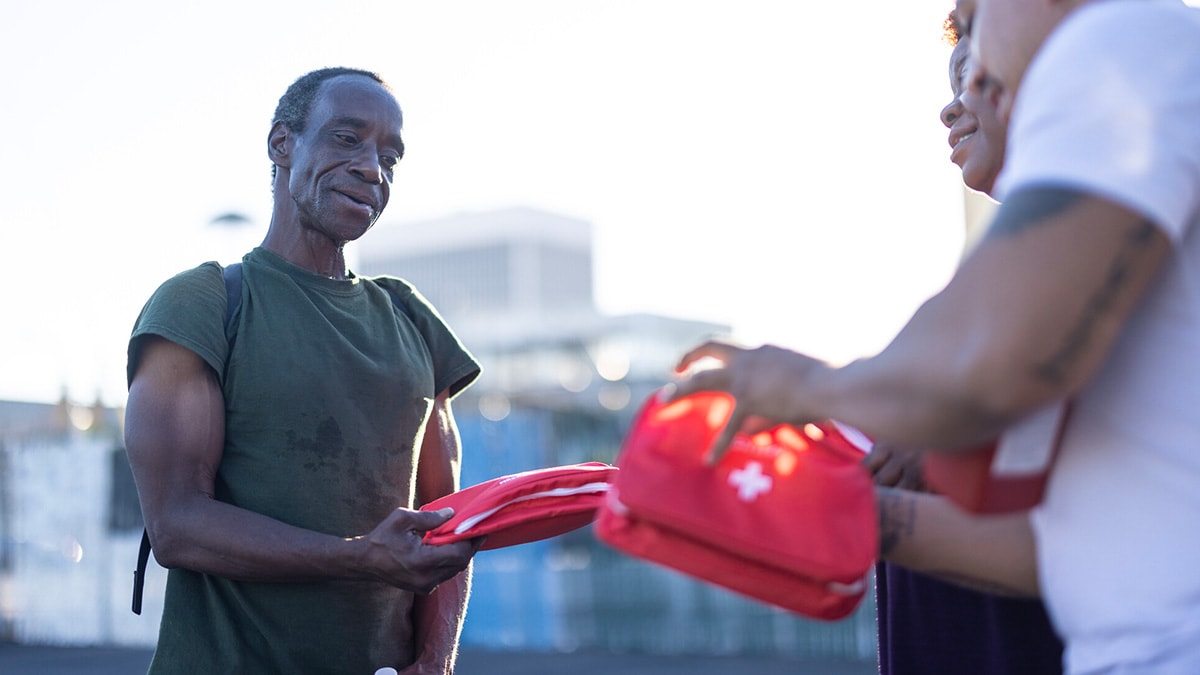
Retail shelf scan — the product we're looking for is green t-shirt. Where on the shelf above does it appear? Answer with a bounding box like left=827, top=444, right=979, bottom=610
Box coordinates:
left=128, top=247, right=480, bottom=674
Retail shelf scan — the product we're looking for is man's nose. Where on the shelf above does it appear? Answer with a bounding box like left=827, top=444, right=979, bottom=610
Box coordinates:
left=349, top=145, right=384, bottom=184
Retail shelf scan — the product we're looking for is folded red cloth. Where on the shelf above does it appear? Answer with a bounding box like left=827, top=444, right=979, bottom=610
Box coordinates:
left=924, top=400, right=1072, bottom=513
left=596, top=390, right=877, bottom=620
left=421, top=462, right=618, bottom=550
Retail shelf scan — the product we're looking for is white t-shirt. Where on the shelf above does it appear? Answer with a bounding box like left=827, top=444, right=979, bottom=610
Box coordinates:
left=996, top=1, right=1200, bottom=673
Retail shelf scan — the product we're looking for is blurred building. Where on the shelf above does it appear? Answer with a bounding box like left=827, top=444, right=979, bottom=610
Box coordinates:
left=360, top=207, right=596, bottom=326
left=357, top=207, right=734, bottom=423
left=0, top=395, right=151, bottom=647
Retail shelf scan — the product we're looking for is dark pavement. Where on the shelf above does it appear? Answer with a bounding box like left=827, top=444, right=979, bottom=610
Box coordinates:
left=0, top=643, right=878, bottom=674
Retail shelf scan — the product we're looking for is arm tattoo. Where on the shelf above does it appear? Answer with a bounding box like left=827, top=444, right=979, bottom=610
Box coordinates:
left=987, top=186, right=1161, bottom=384
left=877, top=488, right=1037, bottom=597
left=1036, top=219, right=1158, bottom=383
left=985, top=186, right=1084, bottom=238
left=876, top=488, right=916, bottom=557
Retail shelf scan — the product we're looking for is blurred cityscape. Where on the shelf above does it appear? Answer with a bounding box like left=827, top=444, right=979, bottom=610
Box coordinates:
left=0, top=207, right=877, bottom=664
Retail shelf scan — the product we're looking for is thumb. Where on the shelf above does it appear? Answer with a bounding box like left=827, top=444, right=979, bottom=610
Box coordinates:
left=405, top=507, right=455, bottom=533
left=705, top=406, right=743, bottom=466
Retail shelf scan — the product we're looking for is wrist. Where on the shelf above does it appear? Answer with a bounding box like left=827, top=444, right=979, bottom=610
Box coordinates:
left=794, top=359, right=840, bottom=425
left=337, top=534, right=376, bottom=582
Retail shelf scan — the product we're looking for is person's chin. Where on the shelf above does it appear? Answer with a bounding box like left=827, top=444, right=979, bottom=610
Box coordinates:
left=335, top=207, right=379, bottom=238
left=962, top=163, right=998, bottom=196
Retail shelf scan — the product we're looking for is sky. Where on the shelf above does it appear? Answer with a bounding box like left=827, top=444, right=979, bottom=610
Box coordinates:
left=2, top=0, right=977, bottom=406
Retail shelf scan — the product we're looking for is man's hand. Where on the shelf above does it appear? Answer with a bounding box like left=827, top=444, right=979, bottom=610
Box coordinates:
left=670, top=339, right=833, bottom=463
left=359, top=508, right=479, bottom=594
left=863, top=441, right=928, bottom=492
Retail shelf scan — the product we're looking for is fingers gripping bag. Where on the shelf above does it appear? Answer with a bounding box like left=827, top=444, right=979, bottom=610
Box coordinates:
left=595, top=390, right=878, bottom=620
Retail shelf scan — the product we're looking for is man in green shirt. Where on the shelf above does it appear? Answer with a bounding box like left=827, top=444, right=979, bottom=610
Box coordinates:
left=125, top=67, right=482, bottom=674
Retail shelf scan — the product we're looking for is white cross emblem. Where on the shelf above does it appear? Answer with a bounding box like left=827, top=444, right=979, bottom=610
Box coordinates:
left=728, top=461, right=773, bottom=502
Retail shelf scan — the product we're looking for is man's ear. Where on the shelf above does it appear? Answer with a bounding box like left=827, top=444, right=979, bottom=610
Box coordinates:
left=268, top=121, right=292, bottom=169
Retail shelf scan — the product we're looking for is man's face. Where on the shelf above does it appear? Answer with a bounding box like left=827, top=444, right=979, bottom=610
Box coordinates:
left=283, top=75, right=404, bottom=244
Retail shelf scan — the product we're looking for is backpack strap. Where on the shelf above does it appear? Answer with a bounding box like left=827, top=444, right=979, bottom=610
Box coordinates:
left=133, top=263, right=245, bottom=615
left=133, top=264, right=421, bottom=615
left=131, top=529, right=151, bottom=614
left=223, top=262, right=243, bottom=352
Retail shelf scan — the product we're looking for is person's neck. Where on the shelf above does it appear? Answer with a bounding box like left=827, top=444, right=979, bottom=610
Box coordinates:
left=261, top=218, right=349, bottom=280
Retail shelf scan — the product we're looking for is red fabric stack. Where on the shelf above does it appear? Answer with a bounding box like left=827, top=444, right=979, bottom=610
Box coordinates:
left=422, top=462, right=617, bottom=550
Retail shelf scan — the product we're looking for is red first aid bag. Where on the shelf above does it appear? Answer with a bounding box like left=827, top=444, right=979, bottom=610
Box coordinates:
left=923, top=401, right=1072, bottom=514
left=421, top=462, right=617, bottom=550
left=595, top=390, right=878, bottom=621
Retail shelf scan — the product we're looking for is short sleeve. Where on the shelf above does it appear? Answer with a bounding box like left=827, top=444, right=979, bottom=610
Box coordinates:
left=996, top=1, right=1200, bottom=241
left=127, top=262, right=228, bottom=388
left=371, top=276, right=481, bottom=399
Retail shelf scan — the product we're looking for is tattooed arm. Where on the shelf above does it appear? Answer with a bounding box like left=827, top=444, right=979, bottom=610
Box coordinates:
left=673, top=185, right=1170, bottom=454
left=877, top=487, right=1039, bottom=597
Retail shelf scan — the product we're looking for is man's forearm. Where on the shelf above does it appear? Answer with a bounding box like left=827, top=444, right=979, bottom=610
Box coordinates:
left=148, top=493, right=374, bottom=583
left=816, top=190, right=1170, bottom=451
left=877, top=487, right=1039, bottom=597
left=409, top=564, right=472, bottom=674
left=817, top=342, right=1016, bottom=450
